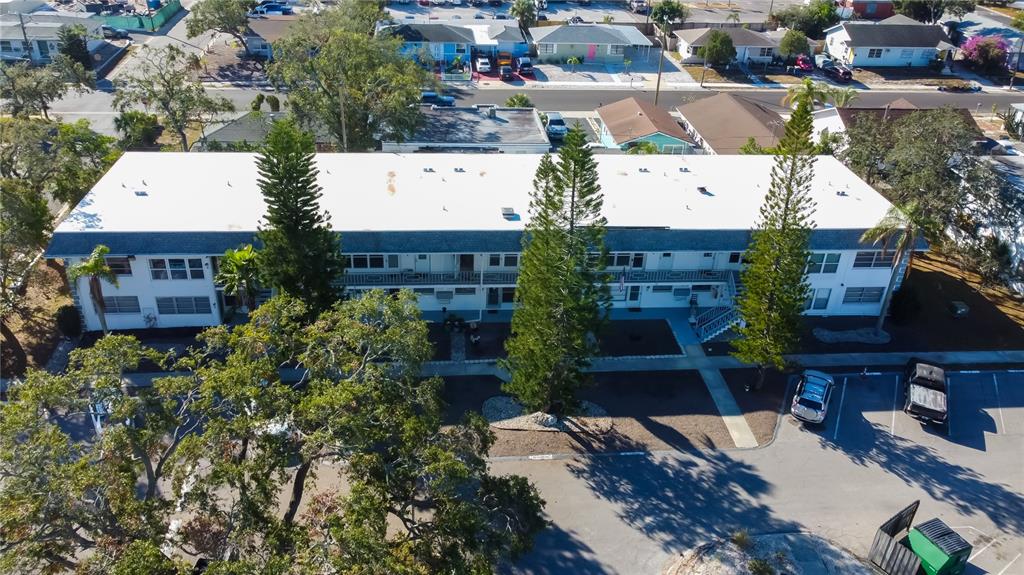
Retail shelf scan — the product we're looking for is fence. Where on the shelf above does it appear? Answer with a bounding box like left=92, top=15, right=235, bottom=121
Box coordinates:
left=101, top=0, right=182, bottom=32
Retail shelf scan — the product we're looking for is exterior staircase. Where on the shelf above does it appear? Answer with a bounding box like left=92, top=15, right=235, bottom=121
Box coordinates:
left=692, top=270, right=744, bottom=342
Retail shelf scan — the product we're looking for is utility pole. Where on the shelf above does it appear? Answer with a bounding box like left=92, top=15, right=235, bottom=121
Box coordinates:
left=654, top=34, right=664, bottom=105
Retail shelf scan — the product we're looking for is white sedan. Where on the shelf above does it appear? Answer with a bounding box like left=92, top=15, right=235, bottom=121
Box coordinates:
left=476, top=57, right=492, bottom=73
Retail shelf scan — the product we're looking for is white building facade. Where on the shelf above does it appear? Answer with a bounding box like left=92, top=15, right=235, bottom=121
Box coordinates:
left=49, top=153, right=907, bottom=341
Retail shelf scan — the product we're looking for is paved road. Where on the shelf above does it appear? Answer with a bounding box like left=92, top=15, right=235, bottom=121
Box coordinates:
left=494, top=368, right=1024, bottom=575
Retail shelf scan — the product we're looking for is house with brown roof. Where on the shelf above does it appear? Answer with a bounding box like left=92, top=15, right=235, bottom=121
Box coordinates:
left=811, top=98, right=984, bottom=143
left=676, top=93, right=785, bottom=155
left=595, top=97, right=695, bottom=153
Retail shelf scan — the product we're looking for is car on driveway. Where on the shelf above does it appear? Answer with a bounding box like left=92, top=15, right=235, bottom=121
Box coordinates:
left=476, top=57, right=491, bottom=73
left=499, top=65, right=514, bottom=80
left=824, top=65, right=852, bottom=83
left=791, top=370, right=835, bottom=424
left=545, top=111, right=568, bottom=140
left=795, top=54, right=813, bottom=72
left=516, top=56, right=533, bottom=76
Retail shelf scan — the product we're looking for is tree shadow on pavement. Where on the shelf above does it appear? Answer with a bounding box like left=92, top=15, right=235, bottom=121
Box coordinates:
left=566, top=451, right=801, bottom=553
left=817, top=417, right=1024, bottom=536
left=502, top=522, right=609, bottom=575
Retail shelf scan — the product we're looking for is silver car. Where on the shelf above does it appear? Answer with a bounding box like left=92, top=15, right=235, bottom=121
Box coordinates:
left=791, top=370, right=835, bottom=424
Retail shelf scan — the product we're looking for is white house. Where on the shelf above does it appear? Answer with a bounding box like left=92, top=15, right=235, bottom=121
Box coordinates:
left=673, top=27, right=778, bottom=64
left=48, top=153, right=905, bottom=341
left=824, top=15, right=953, bottom=68
left=244, top=15, right=296, bottom=60
left=0, top=3, right=100, bottom=65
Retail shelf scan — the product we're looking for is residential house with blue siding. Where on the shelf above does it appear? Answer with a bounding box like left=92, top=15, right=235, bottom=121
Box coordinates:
left=595, top=97, right=696, bottom=154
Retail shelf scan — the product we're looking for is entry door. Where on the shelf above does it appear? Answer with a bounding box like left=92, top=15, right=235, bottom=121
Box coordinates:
left=37, top=40, right=49, bottom=58
left=587, top=44, right=597, bottom=60
left=486, top=288, right=500, bottom=307
left=658, top=252, right=673, bottom=270
left=414, top=254, right=429, bottom=273
left=459, top=254, right=474, bottom=272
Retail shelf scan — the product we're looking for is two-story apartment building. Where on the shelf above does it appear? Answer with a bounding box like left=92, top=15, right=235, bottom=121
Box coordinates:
left=47, top=153, right=906, bottom=341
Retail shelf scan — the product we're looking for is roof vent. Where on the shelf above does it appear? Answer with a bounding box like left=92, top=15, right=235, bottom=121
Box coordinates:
left=679, top=167, right=689, bottom=173
left=455, top=167, right=465, bottom=173
left=501, top=207, right=519, bottom=221
left=697, top=186, right=711, bottom=196
left=639, top=167, right=649, bottom=173
left=836, top=190, right=848, bottom=197
left=423, top=167, right=435, bottom=173
left=133, top=190, right=148, bottom=197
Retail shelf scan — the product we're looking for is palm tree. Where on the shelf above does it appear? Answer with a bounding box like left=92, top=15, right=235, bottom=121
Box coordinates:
left=68, top=245, right=118, bottom=334
left=566, top=56, right=581, bottom=73
left=860, top=202, right=935, bottom=335
left=626, top=141, right=660, bottom=154
left=726, top=11, right=741, bottom=24
left=650, top=0, right=688, bottom=105
left=782, top=78, right=832, bottom=108
left=829, top=87, right=859, bottom=108
left=215, top=244, right=261, bottom=313
left=505, top=93, right=534, bottom=108
left=509, top=0, right=537, bottom=32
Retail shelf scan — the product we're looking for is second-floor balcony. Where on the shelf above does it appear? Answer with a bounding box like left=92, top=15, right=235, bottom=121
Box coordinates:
left=342, top=268, right=731, bottom=287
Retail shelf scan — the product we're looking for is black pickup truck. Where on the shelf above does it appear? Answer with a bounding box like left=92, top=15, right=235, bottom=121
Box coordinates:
left=902, top=360, right=948, bottom=425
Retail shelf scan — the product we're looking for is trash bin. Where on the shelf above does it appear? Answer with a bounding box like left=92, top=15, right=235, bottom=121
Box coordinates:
left=907, top=519, right=972, bottom=575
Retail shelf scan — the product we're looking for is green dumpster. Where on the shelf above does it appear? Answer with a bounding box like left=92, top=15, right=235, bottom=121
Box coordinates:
left=907, top=518, right=972, bottom=575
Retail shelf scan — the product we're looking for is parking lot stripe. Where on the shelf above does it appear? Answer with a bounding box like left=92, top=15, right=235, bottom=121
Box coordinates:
left=996, top=553, right=1021, bottom=575
left=833, top=377, right=847, bottom=441
left=891, top=375, right=899, bottom=436
left=947, top=376, right=952, bottom=438
left=969, top=536, right=999, bottom=561
left=993, top=374, right=1006, bottom=435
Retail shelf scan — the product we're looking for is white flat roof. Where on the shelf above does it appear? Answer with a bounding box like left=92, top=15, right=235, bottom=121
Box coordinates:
left=58, top=153, right=892, bottom=234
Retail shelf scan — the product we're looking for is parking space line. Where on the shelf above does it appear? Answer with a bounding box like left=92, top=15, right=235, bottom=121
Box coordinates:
left=833, top=377, right=847, bottom=441
left=969, top=536, right=999, bottom=561
left=891, top=375, right=899, bottom=436
left=993, top=374, right=1006, bottom=435
left=997, top=553, right=1021, bottom=575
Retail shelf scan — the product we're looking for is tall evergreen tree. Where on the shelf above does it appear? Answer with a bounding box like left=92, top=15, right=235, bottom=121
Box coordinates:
left=256, top=119, right=344, bottom=312
left=733, top=81, right=818, bottom=389
left=58, top=25, right=92, bottom=70
left=501, top=127, right=609, bottom=415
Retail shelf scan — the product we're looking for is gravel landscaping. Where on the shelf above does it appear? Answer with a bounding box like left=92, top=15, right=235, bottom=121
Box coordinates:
left=464, top=319, right=682, bottom=361
left=663, top=532, right=874, bottom=575
left=721, top=369, right=791, bottom=447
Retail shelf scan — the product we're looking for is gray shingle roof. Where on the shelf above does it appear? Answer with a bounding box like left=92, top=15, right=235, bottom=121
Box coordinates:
left=674, top=27, right=778, bottom=48
left=839, top=21, right=950, bottom=48
left=47, top=229, right=891, bottom=259
left=488, top=23, right=526, bottom=42
left=202, top=112, right=333, bottom=148
left=383, top=23, right=476, bottom=44
left=529, top=24, right=652, bottom=47
left=390, top=106, right=549, bottom=147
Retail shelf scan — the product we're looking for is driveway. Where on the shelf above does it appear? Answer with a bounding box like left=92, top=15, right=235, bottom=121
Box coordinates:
left=493, top=368, right=1024, bottom=574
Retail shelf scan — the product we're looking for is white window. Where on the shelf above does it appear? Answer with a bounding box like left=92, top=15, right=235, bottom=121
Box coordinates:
left=900, top=49, right=914, bottom=59
left=0, top=40, right=11, bottom=52
left=488, top=254, right=519, bottom=268
left=843, top=287, right=884, bottom=304
left=728, top=252, right=742, bottom=264
left=156, top=297, right=212, bottom=314
left=853, top=251, right=895, bottom=268
left=413, top=288, right=434, bottom=295
left=605, top=253, right=644, bottom=268
left=454, top=287, right=476, bottom=295
left=805, top=288, right=831, bottom=310
left=758, top=47, right=773, bottom=58
left=150, top=258, right=203, bottom=280
left=102, top=296, right=141, bottom=314
left=806, top=253, right=841, bottom=274
left=345, top=254, right=392, bottom=269
left=489, top=254, right=501, bottom=266
left=503, top=254, right=518, bottom=267
left=609, top=44, right=625, bottom=56
left=105, top=257, right=132, bottom=276
left=868, top=48, right=883, bottom=59
left=539, top=43, right=555, bottom=55
left=652, top=285, right=673, bottom=293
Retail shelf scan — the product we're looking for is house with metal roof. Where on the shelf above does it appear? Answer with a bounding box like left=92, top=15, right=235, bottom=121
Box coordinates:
left=824, top=15, right=953, bottom=67
left=595, top=97, right=695, bottom=153
left=673, top=27, right=779, bottom=64
left=676, top=93, right=785, bottom=155
left=49, top=153, right=905, bottom=337
left=381, top=105, right=550, bottom=154
left=528, top=24, right=652, bottom=64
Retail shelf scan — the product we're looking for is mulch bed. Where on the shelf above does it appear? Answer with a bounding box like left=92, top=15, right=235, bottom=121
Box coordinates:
left=442, top=371, right=734, bottom=457
left=427, top=322, right=451, bottom=361
left=464, top=319, right=682, bottom=360
left=1, top=260, right=72, bottom=377
left=721, top=369, right=792, bottom=446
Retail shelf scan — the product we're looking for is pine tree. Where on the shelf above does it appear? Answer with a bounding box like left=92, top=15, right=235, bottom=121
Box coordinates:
left=256, top=119, right=344, bottom=313
left=501, top=127, right=609, bottom=415
left=58, top=25, right=92, bottom=71
left=732, top=86, right=818, bottom=389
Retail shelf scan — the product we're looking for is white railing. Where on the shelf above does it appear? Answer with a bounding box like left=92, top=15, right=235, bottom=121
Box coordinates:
left=695, top=307, right=740, bottom=342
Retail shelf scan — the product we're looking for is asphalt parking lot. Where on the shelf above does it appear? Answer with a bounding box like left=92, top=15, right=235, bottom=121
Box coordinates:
left=778, top=369, right=1024, bottom=574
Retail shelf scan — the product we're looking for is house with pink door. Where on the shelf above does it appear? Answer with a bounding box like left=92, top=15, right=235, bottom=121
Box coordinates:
left=528, top=24, right=653, bottom=64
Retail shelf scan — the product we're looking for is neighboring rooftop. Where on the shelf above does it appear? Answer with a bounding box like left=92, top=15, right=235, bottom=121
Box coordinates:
left=676, top=93, right=784, bottom=155
left=201, top=112, right=333, bottom=149
left=834, top=103, right=984, bottom=139
left=674, top=27, right=777, bottom=47
left=246, top=14, right=298, bottom=42
left=596, top=97, right=692, bottom=145
left=53, top=153, right=892, bottom=240
left=832, top=19, right=951, bottom=48
left=528, top=24, right=652, bottom=46
left=380, top=22, right=476, bottom=44
left=382, top=105, right=549, bottom=150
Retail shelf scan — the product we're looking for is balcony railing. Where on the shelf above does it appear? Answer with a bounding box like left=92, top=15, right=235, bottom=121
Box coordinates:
left=343, top=268, right=732, bottom=287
